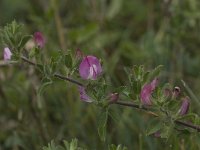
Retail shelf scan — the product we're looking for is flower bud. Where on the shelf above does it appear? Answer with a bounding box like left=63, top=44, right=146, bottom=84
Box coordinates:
left=172, top=86, right=181, bottom=99
left=79, top=55, right=102, bottom=80
left=78, top=86, right=92, bottom=103
left=140, top=78, right=158, bottom=105
left=179, top=96, right=190, bottom=115
left=108, top=93, right=119, bottom=104
left=34, top=32, right=45, bottom=48
left=3, top=47, right=12, bottom=61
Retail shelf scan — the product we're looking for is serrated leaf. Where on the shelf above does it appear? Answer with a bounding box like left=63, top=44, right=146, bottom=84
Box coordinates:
left=138, top=65, right=144, bottom=81
left=64, top=54, right=73, bottom=68
left=143, top=71, right=150, bottom=83
left=63, top=140, right=70, bottom=150
left=132, top=80, right=141, bottom=95
left=69, top=139, right=78, bottom=150
left=108, top=144, right=127, bottom=150
left=98, top=108, right=108, bottom=141
left=133, top=65, right=139, bottom=78
left=147, top=65, right=163, bottom=82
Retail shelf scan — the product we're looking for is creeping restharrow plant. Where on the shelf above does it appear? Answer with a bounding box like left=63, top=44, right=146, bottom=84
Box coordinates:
left=1, top=21, right=200, bottom=145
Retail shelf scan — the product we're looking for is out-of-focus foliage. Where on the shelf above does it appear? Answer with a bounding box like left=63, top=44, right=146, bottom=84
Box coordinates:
left=42, top=139, right=127, bottom=150
left=0, top=0, right=200, bottom=149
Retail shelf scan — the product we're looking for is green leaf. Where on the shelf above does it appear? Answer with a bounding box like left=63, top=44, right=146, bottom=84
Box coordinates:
left=29, top=47, right=40, bottom=58
left=18, top=35, right=32, bottom=50
left=160, top=124, right=174, bottom=139
left=36, top=64, right=44, bottom=73
left=147, top=65, right=163, bottom=82
left=143, top=71, right=150, bottom=83
left=138, top=65, right=144, bottom=81
left=42, top=140, right=65, bottom=150
left=146, top=118, right=162, bottom=136
left=43, top=64, right=52, bottom=76
left=123, top=67, right=132, bottom=83
left=98, top=108, right=108, bottom=141
left=177, top=113, right=198, bottom=122
left=108, top=144, right=128, bottom=150
left=133, top=65, right=139, bottom=78
left=38, top=77, right=53, bottom=95
left=64, top=54, right=73, bottom=68
left=63, top=139, right=82, bottom=150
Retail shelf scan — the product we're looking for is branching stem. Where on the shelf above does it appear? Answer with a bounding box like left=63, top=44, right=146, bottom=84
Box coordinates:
left=8, top=56, right=200, bottom=132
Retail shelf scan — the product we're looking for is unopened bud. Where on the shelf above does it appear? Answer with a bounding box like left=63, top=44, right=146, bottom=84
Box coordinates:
left=34, top=32, right=45, bottom=48
left=172, top=86, right=181, bottom=99
left=108, top=93, right=119, bottom=104
left=179, top=96, right=190, bottom=115
left=140, top=78, right=158, bottom=105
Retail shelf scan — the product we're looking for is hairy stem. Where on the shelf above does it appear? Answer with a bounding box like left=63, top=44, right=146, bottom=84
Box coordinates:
left=21, top=56, right=84, bottom=86
left=13, top=56, right=200, bottom=132
left=114, top=101, right=200, bottom=132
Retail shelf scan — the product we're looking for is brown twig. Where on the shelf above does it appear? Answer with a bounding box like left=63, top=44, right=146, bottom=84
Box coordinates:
left=175, top=120, right=200, bottom=132
left=54, top=74, right=84, bottom=86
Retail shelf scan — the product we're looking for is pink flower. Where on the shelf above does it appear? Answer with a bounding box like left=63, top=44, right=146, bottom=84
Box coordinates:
left=78, top=86, right=93, bottom=102
left=34, top=32, right=45, bottom=48
left=79, top=55, right=102, bottom=80
left=179, top=96, right=190, bottom=115
left=140, top=78, right=158, bottom=105
left=3, top=47, right=12, bottom=60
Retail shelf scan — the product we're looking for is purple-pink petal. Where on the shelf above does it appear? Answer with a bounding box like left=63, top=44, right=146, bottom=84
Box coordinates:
left=3, top=47, right=12, bottom=61
left=34, top=32, right=45, bottom=48
left=150, top=78, right=159, bottom=90
left=179, top=96, right=190, bottom=115
left=79, top=55, right=102, bottom=80
left=78, top=86, right=93, bottom=103
left=140, top=78, right=159, bottom=105
left=140, top=84, right=152, bottom=105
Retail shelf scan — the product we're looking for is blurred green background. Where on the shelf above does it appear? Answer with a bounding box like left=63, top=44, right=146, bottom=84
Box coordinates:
left=0, top=0, right=200, bottom=149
